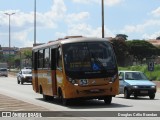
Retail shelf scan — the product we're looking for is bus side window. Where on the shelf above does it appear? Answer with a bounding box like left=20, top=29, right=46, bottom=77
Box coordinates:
left=33, top=51, right=38, bottom=70
left=44, top=48, right=50, bottom=69
left=57, top=47, right=62, bottom=70
left=51, top=49, right=56, bottom=70
left=38, top=49, right=44, bottom=69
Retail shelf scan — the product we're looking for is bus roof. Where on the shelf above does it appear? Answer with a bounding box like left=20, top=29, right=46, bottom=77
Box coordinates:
left=32, top=37, right=109, bottom=50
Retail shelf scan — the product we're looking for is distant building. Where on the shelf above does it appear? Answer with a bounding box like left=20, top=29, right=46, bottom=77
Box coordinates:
left=1, top=47, right=19, bottom=55
left=0, top=45, right=2, bottom=53
left=147, top=39, right=160, bottom=64
left=19, top=47, right=32, bottom=52
left=147, top=39, right=160, bottom=47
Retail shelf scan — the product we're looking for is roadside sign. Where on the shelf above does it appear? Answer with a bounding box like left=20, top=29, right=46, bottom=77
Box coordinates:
left=148, top=62, right=154, bottom=71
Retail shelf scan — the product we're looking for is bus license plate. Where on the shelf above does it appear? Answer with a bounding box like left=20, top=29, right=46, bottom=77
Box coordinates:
left=140, top=91, right=148, bottom=94
left=90, top=89, right=100, bottom=92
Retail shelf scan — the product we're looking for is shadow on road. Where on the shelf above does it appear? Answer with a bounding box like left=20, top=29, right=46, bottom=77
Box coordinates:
left=17, top=83, right=32, bottom=85
left=116, top=96, right=159, bottom=100
left=36, top=98, right=132, bottom=109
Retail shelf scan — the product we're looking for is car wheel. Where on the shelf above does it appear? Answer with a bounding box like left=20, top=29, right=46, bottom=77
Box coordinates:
left=149, top=94, right=155, bottom=99
left=20, top=78, right=24, bottom=85
left=17, top=78, right=20, bottom=84
left=124, top=89, right=130, bottom=99
left=134, top=95, right=137, bottom=99
left=104, top=96, right=112, bottom=105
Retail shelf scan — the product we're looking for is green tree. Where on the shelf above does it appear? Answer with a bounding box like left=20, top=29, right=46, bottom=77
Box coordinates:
left=23, top=50, right=32, bottom=59
left=0, top=45, right=3, bottom=61
left=126, top=40, right=158, bottom=63
left=23, top=50, right=32, bottom=67
left=14, top=54, right=21, bottom=68
left=116, top=34, right=128, bottom=40
left=110, top=38, right=129, bottom=66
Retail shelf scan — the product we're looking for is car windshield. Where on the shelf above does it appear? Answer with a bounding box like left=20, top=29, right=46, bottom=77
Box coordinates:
left=0, top=69, right=7, bottom=71
left=22, top=71, right=31, bottom=74
left=125, top=72, right=148, bottom=80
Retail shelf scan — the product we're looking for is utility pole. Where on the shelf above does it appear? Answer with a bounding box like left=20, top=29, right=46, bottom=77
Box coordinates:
left=102, top=0, right=105, bottom=38
left=4, top=12, right=15, bottom=70
left=34, top=0, right=37, bottom=46
left=4, top=12, right=15, bottom=55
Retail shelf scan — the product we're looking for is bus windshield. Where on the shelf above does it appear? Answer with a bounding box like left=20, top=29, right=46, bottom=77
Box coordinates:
left=63, top=41, right=117, bottom=78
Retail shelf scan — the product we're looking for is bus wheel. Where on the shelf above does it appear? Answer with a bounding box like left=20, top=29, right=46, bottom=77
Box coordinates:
left=104, top=96, right=112, bottom=105
left=43, top=94, right=51, bottom=101
left=59, top=90, right=69, bottom=106
left=134, top=95, right=137, bottom=99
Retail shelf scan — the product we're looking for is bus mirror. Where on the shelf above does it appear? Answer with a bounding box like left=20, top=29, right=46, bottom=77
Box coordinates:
left=57, top=67, right=63, bottom=72
left=119, top=76, right=123, bottom=80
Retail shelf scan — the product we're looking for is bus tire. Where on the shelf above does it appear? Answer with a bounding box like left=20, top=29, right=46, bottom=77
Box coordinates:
left=59, top=88, right=69, bottom=106
left=41, top=87, right=52, bottom=101
left=104, top=96, right=112, bottom=105
left=62, top=97, right=69, bottom=106
left=134, top=95, right=137, bottom=99
left=43, top=94, right=51, bottom=101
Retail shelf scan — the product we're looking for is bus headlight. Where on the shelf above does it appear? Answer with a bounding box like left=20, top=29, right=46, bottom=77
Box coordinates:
left=68, top=78, right=72, bottom=82
left=79, top=79, right=88, bottom=86
left=109, top=74, right=117, bottom=83
left=71, top=80, right=76, bottom=84
left=151, top=86, right=156, bottom=89
left=68, top=77, right=76, bottom=84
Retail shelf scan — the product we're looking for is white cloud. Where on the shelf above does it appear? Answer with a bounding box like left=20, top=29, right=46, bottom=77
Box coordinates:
left=0, top=0, right=67, bottom=47
left=51, top=0, right=67, bottom=14
left=1, top=0, right=66, bottom=29
left=57, top=23, right=114, bottom=38
left=142, top=31, right=160, bottom=40
left=13, top=31, right=28, bottom=42
left=12, top=29, right=34, bottom=47
left=55, top=32, right=67, bottom=39
left=104, top=0, right=124, bottom=6
left=121, top=19, right=160, bottom=34
left=66, top=12, right=90, bottom=24
left=72, top=0, right=124, bottom=6
left=151, top=7, right=160, bottom=17
left=0, top=0, right=119, bottom=47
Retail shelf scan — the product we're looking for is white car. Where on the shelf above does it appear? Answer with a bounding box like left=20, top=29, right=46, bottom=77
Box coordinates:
left=17, top=69, right=32, bottom=85
left=0, top=68, right=8, bottom=77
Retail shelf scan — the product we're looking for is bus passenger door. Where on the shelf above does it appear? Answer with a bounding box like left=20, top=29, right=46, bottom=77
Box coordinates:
left=51, top=48, right=57, bottom=95
left=32, top=51, right=38, bottom=92
left=56, top=47, right=64, bottom=96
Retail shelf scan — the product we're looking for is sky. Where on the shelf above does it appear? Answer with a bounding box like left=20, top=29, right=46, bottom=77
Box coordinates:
left=0, top=0, right=160, bottom=48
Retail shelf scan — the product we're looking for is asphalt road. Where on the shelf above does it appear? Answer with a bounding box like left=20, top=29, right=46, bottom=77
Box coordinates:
left=0, top=75, right=160, bottom=120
